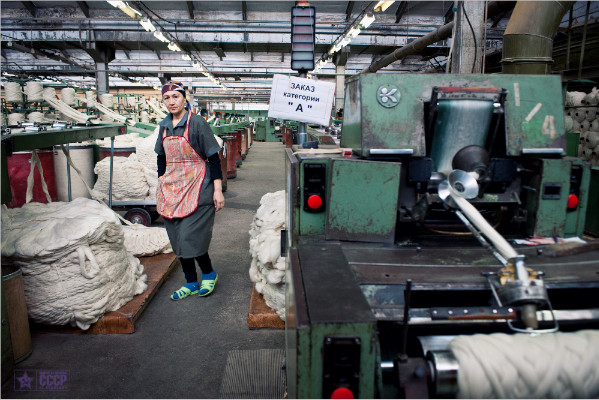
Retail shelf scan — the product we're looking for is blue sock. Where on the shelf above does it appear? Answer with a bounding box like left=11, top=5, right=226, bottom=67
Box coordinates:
left=202, top=270, right=217, bottom=280
left=185, top=282, right=200, bottom=291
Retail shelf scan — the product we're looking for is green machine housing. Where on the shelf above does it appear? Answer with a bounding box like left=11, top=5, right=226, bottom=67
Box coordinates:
left=254, top=118, right=280, bottom=142
left=284, top=74, right=598, bottom=399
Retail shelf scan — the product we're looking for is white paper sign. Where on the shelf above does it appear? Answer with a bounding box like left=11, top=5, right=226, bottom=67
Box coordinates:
left=267, top=74, right=336, bottom=126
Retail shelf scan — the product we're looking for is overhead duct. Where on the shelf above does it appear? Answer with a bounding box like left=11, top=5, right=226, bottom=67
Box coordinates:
left=361, top=1, right=516, bottom=74
left=501, top=1, right=574, bottom=74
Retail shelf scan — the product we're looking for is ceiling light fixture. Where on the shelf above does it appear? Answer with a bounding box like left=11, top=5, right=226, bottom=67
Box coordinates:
left=167, top=42, right=181, bottom=52
left=139, top=18, right=156, bottom=32
left=107, top=1, right=142, bottom=19
left=373, top=1, right=395, bottom=12
left=153, top=31, right=170, bottom=43
left=359, top=12, right=376, bottom=28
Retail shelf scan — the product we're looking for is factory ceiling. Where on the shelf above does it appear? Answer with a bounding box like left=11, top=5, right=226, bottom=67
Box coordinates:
left=1, top=1, right=598, bottom=102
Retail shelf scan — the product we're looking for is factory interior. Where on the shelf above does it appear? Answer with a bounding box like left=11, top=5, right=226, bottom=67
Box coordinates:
left=1, top=1, right=599, bottom=399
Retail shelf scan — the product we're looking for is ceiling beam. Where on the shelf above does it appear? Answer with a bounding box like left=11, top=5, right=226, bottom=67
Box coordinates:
left=395, top=2, right=408, bottom=24
left=77, top=1, right=90, bottom=18
left=21, top=1, right=36, bottom=17
left=345, top=2, right=354, bottom=22
left=186, top=1, right=195, bottom=19
left=4, top=41, right=94, bottom=71
left=214, top=45, right=226, bottom=59
left=444, top=3, right=454, bottom=24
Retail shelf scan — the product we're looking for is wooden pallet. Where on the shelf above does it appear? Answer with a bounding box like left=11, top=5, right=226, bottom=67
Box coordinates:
left=32, top=253, right=177, bottom=334
left=247, top=284, right=284, bottom=330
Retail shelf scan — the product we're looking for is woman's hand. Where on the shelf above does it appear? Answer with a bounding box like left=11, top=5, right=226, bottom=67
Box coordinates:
left=213, top=179, right=225, bottom=211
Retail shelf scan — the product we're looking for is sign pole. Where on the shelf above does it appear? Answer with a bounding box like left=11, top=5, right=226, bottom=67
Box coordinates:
left=297, top=71, right=307, bottom=145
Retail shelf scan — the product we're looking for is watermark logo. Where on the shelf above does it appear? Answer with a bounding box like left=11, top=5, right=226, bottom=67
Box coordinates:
left=14, top=369, right=69, bottom=391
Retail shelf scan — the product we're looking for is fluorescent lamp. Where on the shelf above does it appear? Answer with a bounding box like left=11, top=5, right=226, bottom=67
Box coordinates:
left=359, top=12, right=376, bottom=28
left=153, top=31, right=170, bottom=43
left=167, top=42, right=181, bottom=52
left=339, top=37, right=352, bottom=48
left=347, top=27, right=361, bottom=38
left=107, top=1, right=125, bottom=8
left=139, top=18, right=156, bottom=32
left=374, top=1, right=395, bottom=12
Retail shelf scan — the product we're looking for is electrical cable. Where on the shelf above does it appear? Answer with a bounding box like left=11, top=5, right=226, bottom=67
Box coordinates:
left=462, top=2, right=478, bottom=73
left=482, top=0, right=488, bottom=73
left=316, top=2, right=374, bottom=67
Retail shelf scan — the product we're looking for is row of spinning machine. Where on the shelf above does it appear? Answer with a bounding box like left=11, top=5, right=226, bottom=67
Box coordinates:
left=284, top=74, right=599, bottom=398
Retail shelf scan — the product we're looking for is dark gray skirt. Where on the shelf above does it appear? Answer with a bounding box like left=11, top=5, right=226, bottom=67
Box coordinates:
left=163, top=203, right=215, bottom=258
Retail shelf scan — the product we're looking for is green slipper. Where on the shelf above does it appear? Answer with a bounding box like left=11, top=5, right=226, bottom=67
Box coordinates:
left=170, top=285, right=199, bottom=300
left=199, top=274, right=218, bottom=297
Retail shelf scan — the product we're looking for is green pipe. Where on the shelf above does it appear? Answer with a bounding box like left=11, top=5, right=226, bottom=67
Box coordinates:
left=502, top=1, right=574, bottom=74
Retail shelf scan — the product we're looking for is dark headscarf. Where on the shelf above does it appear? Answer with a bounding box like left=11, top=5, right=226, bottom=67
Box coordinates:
left=162, top=81, right=191, bottom=110
left=162, top=81, right=186, bottom=96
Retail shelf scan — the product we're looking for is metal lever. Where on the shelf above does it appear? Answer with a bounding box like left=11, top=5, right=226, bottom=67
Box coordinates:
left=398, top=279, right=412, bottom=363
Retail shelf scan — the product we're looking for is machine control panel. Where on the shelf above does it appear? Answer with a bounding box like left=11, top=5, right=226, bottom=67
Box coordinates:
left=322, top=336, right=361, bottom=399
left=303, top=162, right=326, bottom=213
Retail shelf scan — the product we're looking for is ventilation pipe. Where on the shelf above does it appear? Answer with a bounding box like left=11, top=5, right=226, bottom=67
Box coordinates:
left=361, top=1, right=516, bottom=74
left=501, top=1, right=573, bottom=74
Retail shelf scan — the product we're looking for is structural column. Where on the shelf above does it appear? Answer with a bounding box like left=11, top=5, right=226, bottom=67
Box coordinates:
left=335, top=64, right=345, bottom=113
left=96, top=61, right=109, bottom=93
left=450, top=1, right=485, bottom=73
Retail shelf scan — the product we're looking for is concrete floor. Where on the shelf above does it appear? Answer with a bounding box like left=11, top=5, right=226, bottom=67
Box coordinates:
left=2, top=141, right=287, bottom=399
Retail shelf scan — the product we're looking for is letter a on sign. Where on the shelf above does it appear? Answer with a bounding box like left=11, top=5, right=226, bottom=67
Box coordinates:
left=296, top=104, right=303, bottom=112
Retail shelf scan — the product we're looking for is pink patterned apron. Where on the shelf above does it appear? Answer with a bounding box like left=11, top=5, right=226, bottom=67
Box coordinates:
left=156, top=111, right=206, bottom=219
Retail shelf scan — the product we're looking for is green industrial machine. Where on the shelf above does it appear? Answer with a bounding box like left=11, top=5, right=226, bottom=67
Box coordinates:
left=255, top=118, right=279, bottom=142
left=285, top=74, right=598, bottom=398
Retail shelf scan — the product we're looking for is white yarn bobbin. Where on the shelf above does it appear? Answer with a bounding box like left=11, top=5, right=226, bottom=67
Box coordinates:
left=572, top=108, right=586, bottom=123
left=8, top=113, right=25, bottom=125
left=99, top=93, right=114, bottom=108
left=24, top=81, right=44, bottom=102
left=42, top=87, right=57, bottom=99
left=4, top=82, right=24, bottom=103
left=586, top=131, right=599, bottom=148
left=141, top=111, right=149, bottom=123
left=85, top=91, right=97, bottom=104
left=564, top=115, right=574, bottom=132
left=582, top=93, right=598, bottom=106
left=580, top=119, right=590, bottom=132
left=27, top=112, right=45, bottom=123
left=585, top=107, right=597, bottom=122
left=60, top=88, right=77, bottom=106
left=566, top=91, right=585, bottom=107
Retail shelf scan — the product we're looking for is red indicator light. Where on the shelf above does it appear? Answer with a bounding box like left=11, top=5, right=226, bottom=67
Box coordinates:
left=567, top=194, right=579, bottom=209
left=307, top=194, right=322, bottom=210
left=331, top=387, right=354, bottom=399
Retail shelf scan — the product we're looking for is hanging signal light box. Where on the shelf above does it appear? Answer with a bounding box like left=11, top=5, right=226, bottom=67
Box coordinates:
left=291, top=5, right=316, bottom=72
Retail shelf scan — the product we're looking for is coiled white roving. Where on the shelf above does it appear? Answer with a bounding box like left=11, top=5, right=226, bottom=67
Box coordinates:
left=1, top=198, right=148, bottom=330
left=448, top=330, right=599, bottom=399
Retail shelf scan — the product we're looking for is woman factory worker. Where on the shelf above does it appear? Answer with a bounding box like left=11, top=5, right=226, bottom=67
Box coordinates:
left=155, top=81, right=225, bottom=300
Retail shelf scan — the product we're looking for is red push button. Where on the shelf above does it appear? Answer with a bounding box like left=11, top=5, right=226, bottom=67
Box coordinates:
left=331, top=387, right=354, bottom=399
left=307, top=194, right=322, bottom=210
left=567, top=194, right=579, bottom=209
